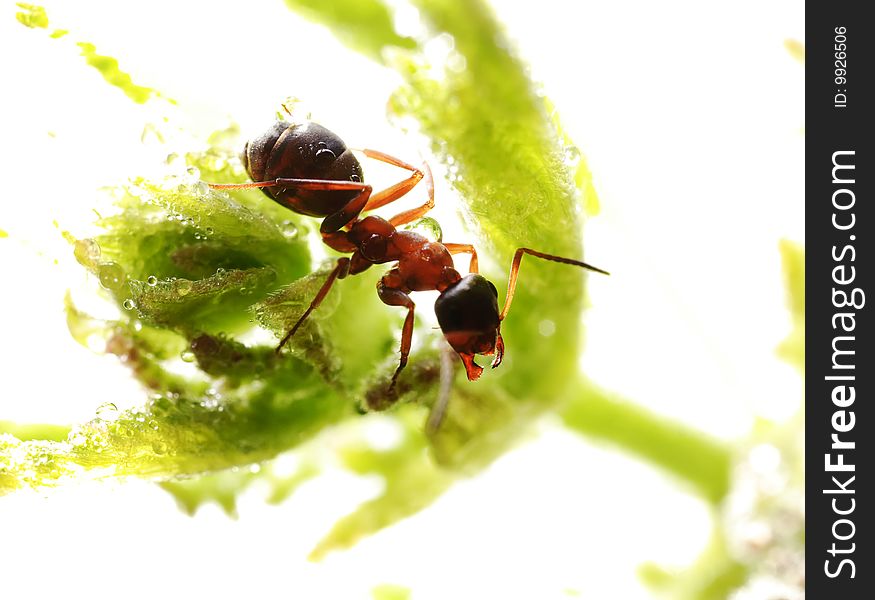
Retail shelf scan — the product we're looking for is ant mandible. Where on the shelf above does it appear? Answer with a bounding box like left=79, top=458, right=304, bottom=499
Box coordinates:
left=207, top=117, right=609, bottom=389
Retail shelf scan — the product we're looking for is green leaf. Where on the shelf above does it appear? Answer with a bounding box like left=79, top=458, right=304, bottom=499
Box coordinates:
left=129, top=267, right=277, bottom=333
left=371, top=584, right=412, bottom=600
left=76, top=42, right=160, bottom=104
left=15, top=3, right=48, bottom=29
left=776, top=239, right=804, bottom=372
left=282, top=0, right=417, bottom=61
left=0, top=421, right=70, bottom=442
left=310, top=410, right=455, bottom=560
left=159, top=458, right=319, bottom=517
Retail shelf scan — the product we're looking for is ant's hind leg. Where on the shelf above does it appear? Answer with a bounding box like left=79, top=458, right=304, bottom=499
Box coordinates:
left=377, top=274, right=416, bottom=391
left=276, top=257, right=351, bottom=353
left=208, top=178, right=373, bottom=234
left=359, top=151, right=435, bottom=215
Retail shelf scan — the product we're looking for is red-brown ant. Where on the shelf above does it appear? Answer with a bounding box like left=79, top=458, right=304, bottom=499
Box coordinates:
left=208, top=119, right=608, bottom=390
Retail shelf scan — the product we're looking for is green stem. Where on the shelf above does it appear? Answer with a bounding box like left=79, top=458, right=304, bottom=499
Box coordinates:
left=561, top=380, right=732, bottom=504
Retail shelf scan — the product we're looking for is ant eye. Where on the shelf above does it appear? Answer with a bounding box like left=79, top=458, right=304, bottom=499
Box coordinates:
left=315, top=147, right=336, bottom=165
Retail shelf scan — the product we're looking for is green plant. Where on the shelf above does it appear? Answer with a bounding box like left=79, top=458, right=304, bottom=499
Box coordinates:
left=3, top=2, right=802, bottom=597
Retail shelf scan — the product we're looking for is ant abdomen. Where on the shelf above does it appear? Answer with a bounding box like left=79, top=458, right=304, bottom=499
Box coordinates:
left=242, top=121, right=365, bottom=217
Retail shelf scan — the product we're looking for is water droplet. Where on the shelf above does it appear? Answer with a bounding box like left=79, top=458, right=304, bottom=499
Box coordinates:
left=152, top=441, right=168, bottom=454
left=403, top=216, right=443, bottom=243
left=200, top=396, right=220, bottom=409
left=177, top=280, right=193, bottom=296
left=447, top=52, right=467, bottom=73
left=73, top=239, right=101, bottom=267
left=96, top=402, right=119, bottom=420
left=205, top=226, right=214, bottom=235
left=564, top=145, right=581, bottom=164
left=180, top=350, right=196, bottom=363
left=538, top=319, right=556, bottom=337
left=123, top=299, right=136, bottom=310
left=146, top=275, right=158, bottom=286
left=98, top=262, right=127, bottom=291
left=68, top=430, right=86, bottom=446
left=280, top=220, right=298, bottom=239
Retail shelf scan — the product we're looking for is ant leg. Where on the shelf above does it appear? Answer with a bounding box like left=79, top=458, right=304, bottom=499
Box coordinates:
left=387, top=179, right=436, bottom=227
left=358, top=150, right=435, bottom=214
left=443, top=243, right=479, bottom=274
left=377, top=274, right=416, bottom=390
left=499, top=248, right=610, bottom=321
left=354, top=150, right=436, bottom=227
left=208, top=179, right=367, bottom=193
left=207, top=180, right=284, bottom=191
left=276, top=257, right=351, bottom=353
left=208, top=178, right=373, bottom=234
left=321, top=231, right=357, bottom=253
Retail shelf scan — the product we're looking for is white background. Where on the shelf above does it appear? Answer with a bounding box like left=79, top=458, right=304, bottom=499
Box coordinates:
left=0, top=1, right=803, bottom=598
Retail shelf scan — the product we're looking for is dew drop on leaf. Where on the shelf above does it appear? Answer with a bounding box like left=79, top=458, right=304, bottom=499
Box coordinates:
left=538, top=319, right=556, bottom=337
left=281, top=220, right=299, bottom=239
left=73, top=238, right=101, bottom=267
left=97, top=262, right=127, bottom=291
left=95, top=402, right=119, bottom=421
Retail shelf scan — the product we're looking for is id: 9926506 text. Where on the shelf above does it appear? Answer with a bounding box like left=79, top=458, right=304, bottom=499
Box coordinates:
left=834, top=26, right=848, bottom=108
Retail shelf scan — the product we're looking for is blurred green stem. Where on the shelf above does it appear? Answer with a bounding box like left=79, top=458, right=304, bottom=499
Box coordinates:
left=562, top=380, right=732, bottom=504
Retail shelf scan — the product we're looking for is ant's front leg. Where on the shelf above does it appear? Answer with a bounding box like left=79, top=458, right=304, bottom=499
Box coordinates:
left=276, top=257, right=351, bottom=353
left=377, top=270, right=416, bottom=391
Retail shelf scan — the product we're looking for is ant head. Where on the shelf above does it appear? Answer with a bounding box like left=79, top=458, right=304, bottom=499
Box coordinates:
left=434, top=274, right=505, bottom=381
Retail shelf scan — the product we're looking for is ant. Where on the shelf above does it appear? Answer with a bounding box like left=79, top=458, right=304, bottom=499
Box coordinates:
left=207, top=118, right=608, bottom=392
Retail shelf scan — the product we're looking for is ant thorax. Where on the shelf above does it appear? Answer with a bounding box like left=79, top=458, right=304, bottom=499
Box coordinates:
left=396, top=235, right=458, bottom=292
left=348, top=216, right=459, bottom=292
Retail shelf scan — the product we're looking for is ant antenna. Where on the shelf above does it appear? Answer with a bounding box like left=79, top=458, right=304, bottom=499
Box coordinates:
left=499, top=247, right=610, bottom=322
